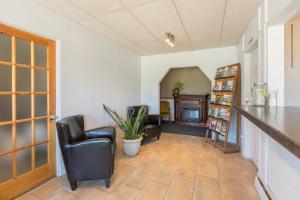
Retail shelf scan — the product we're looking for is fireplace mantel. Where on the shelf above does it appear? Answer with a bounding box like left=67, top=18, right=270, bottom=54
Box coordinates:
left=174, top=94, right=209, bottom=126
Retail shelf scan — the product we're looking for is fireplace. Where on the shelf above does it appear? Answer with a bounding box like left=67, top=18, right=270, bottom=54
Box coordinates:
left=181, top=106, right=200, bottom=123
left=174, top=94, right=209, bottom=126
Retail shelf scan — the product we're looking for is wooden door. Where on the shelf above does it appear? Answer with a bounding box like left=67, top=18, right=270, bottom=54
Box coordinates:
left=0, top=23, right=56, bottom=199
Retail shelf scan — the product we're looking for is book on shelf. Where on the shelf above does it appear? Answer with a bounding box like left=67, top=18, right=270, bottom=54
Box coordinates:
left=225, top=80, right=233, bottom=90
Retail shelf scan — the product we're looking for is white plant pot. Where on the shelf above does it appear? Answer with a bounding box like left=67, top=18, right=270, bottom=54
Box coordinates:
left=122, top=137, right=142, bottom=157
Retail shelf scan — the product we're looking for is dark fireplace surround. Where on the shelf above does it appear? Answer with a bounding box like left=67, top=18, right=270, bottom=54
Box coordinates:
left=174, top=94, right=209, bottom=126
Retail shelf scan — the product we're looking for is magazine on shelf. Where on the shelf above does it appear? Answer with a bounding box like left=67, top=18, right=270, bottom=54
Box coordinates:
left=220, top=108, right=230, bottom=120
left=221, top=121, right=227, bottom=135
left=215, top=68, right=224, bottom=78
left=213, top=81, right=223, bottom=90
left=211, top=120, right=217, bottom=130
left=222, top=95, right=232, bottom=105
left=210, top=94, right=216, bottom=103
left=216, top=120, right=222, bottom=132
left=226, top=80, right=233, bottom=90
left=228, top=65, right=238, bottom=76
left=223, top=67, right=229, bottom=77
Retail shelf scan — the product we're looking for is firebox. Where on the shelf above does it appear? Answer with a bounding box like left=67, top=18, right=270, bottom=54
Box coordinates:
left=181, top=106, right=200, bottom=123
left=174, top=94, right=209, bottom=126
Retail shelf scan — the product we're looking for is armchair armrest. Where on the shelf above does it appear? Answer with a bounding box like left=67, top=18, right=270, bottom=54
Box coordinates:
left=146, top=114, right=161, bottom=126
left=85, top=126, right=116, bottom=142
left=64, top=138, right=112, bottom=179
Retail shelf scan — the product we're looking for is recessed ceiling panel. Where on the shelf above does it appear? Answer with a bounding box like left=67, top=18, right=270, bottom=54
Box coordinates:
left=220, top=27, right=245, bottom=46
left=130, top=0, right=190, bottom=49
left=175, top=0, right=225, bottom=32
left=224, top=0, right=259, bottom=29
left=68, top=0, right=124, bottom=17
left=78, top=18, right=131, bottom=46
left=35, top=0, right=89, bottom=21
left=96, top=10, right=157, bottom=44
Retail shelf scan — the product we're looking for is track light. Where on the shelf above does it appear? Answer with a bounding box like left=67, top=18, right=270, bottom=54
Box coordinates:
left=165, top=32, right=175, bottom=47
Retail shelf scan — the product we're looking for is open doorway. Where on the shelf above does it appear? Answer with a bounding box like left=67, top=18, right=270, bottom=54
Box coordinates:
left=159, top=66, right=211, bottom=137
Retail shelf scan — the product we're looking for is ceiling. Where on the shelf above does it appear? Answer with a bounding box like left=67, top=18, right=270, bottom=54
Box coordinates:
left=35, top=0, right=259, bottom=55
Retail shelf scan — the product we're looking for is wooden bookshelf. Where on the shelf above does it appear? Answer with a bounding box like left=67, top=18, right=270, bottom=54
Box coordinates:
left=205, top=63, right=241, bottom=153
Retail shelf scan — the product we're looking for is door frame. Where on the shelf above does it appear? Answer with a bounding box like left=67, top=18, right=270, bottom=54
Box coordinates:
left=0, top=23, right=56, bottom=199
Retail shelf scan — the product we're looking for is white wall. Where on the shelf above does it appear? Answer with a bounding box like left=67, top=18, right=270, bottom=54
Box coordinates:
left=0, top=0, right=141, bottom=175
left=141, top=46, right=238, bottom=114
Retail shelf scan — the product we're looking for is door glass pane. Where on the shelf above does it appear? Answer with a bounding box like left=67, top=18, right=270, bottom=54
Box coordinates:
left=0, top=65, right=12, bottom=91
left=16, top=38, right=30, bottom=65
left=16, top=122, right=32, bottom=148
left=0, top=33, right=11, bottom=62
left=16, top=95, right=31, bottom=120
left=16, top=148, right=32, bottom=176
left=35, top=70, right=47, bottom=92
left=16, top=67, right=31, bottom=92
left=35, top=119, right=47, bottom=142
left=0, top=154, right=12, bottom=184
left=0, top=125, right=12, bottom=152
left=35, top=143, right=48, bottom=168
left=0, top=95, right=12, bottom=122
left=35, top=44, right=47, bottom=67
left=35, top=95, right=47, bottom=117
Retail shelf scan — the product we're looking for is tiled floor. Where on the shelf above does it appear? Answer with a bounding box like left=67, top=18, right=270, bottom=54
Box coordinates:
left=17, top=133, right=259, bottom=200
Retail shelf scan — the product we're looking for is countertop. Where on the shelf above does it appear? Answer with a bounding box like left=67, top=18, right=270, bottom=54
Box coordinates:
left=234, top=105, right=300, bottom=159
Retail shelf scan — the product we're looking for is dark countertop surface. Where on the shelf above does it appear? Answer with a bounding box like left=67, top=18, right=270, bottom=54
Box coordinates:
left=234, top=105, right=300, bottom=159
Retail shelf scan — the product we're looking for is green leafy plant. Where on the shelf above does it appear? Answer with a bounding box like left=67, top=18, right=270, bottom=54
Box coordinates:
left=172, top=81, right=184, bottom=96
left=103, top=104, right=146, bottom=140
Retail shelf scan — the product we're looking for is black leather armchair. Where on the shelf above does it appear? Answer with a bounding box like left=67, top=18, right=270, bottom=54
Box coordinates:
left=127, top=105, right=161, bottom=144
left=56, top=115, right=116, bottom=190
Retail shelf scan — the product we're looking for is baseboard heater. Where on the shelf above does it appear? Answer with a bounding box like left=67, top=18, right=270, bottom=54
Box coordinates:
left=255, top=176, right=272, bottom=200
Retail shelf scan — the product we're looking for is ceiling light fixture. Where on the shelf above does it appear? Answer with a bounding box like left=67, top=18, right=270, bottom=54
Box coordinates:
left=165, top=32, right=175, bottom=47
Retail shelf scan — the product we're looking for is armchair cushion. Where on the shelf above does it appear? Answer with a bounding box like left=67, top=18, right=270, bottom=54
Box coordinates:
left=65, top=138, right=112, bottom=180
left=85, top=126, right=116, bottom=142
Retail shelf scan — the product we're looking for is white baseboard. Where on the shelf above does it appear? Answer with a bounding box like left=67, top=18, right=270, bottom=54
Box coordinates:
left=255, top=176, right=271, bottom=200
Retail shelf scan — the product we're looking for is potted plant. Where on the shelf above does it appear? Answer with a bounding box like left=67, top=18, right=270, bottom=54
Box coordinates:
left=103, top=104, right=146, bottom=157
left=172, top=81, right=184, bottom=96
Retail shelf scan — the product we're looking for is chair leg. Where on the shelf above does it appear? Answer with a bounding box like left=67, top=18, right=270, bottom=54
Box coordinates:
left=70, top=181, right=77, bottom=191
left=157, top=135, right=160, bottom=140
left=105, top=178, right=111, bottom=188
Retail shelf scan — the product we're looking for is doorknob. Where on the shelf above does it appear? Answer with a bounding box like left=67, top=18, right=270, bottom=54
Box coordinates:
left=49, top=115, right=58, bottom=120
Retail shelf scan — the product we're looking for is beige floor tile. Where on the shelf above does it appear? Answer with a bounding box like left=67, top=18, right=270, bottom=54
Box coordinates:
left=193, top=176, right=220, bottom=200
left=150, top=160, right=178, bottom=185
left=72, top=181, right=110, bottom=200
left=164, top=178, right=194, bottom=200
left=99, top=163, right=136, bottom=193
left=15, top=193, right=41, bottom=200
left=123, top=165, right=153, bottom=189
left=135, top=181, right=168, bottom=200
left=31, top=178, right=67, bottom=199
left=48, top=189, right=78, bottom=200
left=197, top=158, right=219, bottom=179
left=106, top=184, right=139, bottom=200
left=174, top=167, right=197, bottom=182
